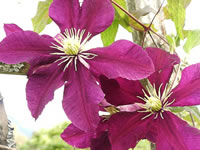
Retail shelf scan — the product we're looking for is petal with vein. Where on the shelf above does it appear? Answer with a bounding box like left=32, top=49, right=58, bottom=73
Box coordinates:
left=63, top=63, right=104, bottom=132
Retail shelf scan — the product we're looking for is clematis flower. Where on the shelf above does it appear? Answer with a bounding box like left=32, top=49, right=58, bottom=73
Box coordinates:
left=100, top=48, right=200, bottom=150
left=0, top=0, right=154, bottom=132
left=61, top=121, right=111, bottom=150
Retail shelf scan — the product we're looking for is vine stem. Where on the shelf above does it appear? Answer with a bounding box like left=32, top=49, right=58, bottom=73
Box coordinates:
left=111, top=0, right=146, bottom=29
left=111, top=0, right=169, bottom=46
left=189, top=111, right=195, bottom=127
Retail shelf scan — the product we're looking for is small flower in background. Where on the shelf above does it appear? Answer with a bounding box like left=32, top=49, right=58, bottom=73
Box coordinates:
left=0, top=0, right=154, bottom=133
left=100, top=48, right=200, bottom=150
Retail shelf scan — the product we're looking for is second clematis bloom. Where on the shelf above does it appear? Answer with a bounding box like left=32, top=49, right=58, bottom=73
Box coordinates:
left=100, top=48, right=200, bottom=150
left=61, top=121, right=111, bottom=150
left=0, top=0, right=154, bottom=132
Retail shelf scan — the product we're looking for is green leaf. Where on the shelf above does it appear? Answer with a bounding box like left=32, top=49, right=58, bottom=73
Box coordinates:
left=101, top=19, right=119, bottom=46
left=169, top=107, right=184, bottom=113
left=167, top=0, right=186, bottom=39
left=129, top=18, right=157, bottom=32
left=112, top=0, right=133, bottom=32
left=179, top=106, right=200, bottom=128
left=134, top=139, right=151, bottom=150
left=117, top=15, right=133, bottom=32
left=166, top=35, right=176, bottom=53
left=113, top=0, right=127, bottom=18
left=184, top=106, right=200, bottom=121
left=32, top=0, right=53, bottom=33
left=183, top=30, right=200, bottom=53
left=163, top=6, right=170, bottom=19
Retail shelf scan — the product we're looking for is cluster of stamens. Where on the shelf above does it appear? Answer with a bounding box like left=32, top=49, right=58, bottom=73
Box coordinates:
left=50, top=28, right=97, bottom=71
left=137, top=80, right=175, bottom=120
left=100, top=106, right=120, bottom=120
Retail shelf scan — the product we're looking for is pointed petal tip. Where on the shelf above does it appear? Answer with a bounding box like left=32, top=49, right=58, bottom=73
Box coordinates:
left=61, top=123, right=91, bottom=148
left=3, top=23, right=23, bottom=36
left=26, top=63, right=64, bottom=121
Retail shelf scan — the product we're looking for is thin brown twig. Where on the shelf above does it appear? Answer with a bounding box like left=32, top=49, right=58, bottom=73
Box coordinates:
left=141, top=32, right=147, bottom=48
left=111, top=0, right=147, bottom=30
left=142, top=0, right=166, bottom=48
left=149, top=0, right=165, bottom=28
left=111, top=0, right=169, bottom=46
left=150, top=29, right=169, bottom=45
left=148, top=31, right=158, bottom=48
left=148, top=0, right=169, bottom=46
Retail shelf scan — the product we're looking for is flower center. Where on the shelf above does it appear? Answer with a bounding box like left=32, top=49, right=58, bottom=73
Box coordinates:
left=146, top=96, right=162, bottom=112
left=53, top=28, right=92, bottom=55
left=62, top=38, right=80, bottom=55
left=50, top=28, right=97, bottom=71
left=137, top=79, right=175, bottom=120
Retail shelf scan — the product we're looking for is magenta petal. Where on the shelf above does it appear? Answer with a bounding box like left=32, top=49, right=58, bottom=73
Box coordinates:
left=108, top=112, right=153, bottom=150
left=63, top=63, right=104, bottom=132
left=91, top=132, right=111, bottom=150
left=79, top=0, right=114, bottom=37
left=0, top=31, right=54, bottom=64
left=91, top=121, right=111, bottom=150
left=26, top=63, right=64, bottom=119
left=27, top=56, right=58, bottom=76
left=155, top=111, right=200, bottom=150
left=146, top=47, right=180, bottom=92
left=61, top=123, right=91, bottom=148
left=100, top=75, right=144, bottom=106
left=169, top=63, right=200, bottom=106
left=88, top=40, right=154, bottom=80
left=4, top=24, right=23, bottom=36
left=49, top=0, right=80, bottom=32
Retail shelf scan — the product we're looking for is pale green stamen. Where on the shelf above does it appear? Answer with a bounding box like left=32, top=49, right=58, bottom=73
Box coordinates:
left=137, top=79, right=175, bottom=120
left=53, top=28, right=92, bottom=55
left=50, top=28, right=96, bottom=71
left=146, top=96, right=162, bottom=112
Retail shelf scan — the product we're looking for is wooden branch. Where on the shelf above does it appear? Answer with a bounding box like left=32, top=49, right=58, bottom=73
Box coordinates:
left=0, top=62, right=29, bottom=76
left=0, top=93, right=8, bottom=147
left=0, top=144, right=16, bottom=150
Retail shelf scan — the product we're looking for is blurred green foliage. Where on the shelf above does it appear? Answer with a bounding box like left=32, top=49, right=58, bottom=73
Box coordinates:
left=170, top=106, right=200, bottom=129
left=134, top=140, right=151, bottom=150
left=19, top=122, right=89, bottom=150
left=19, top=122, right=152, bottom=150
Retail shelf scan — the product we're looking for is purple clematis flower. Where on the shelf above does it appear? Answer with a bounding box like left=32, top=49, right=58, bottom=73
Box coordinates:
left=0, top=0, right=154, bottom=132
left=61, top=121, right=111, bottom=150
left=100, top=48, right=200, bottom=150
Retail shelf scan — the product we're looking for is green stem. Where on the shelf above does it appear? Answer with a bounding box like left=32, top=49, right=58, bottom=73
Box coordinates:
left=189, top=111, right=195, bottom=127
left=111, top=0, right=169, bottom=46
